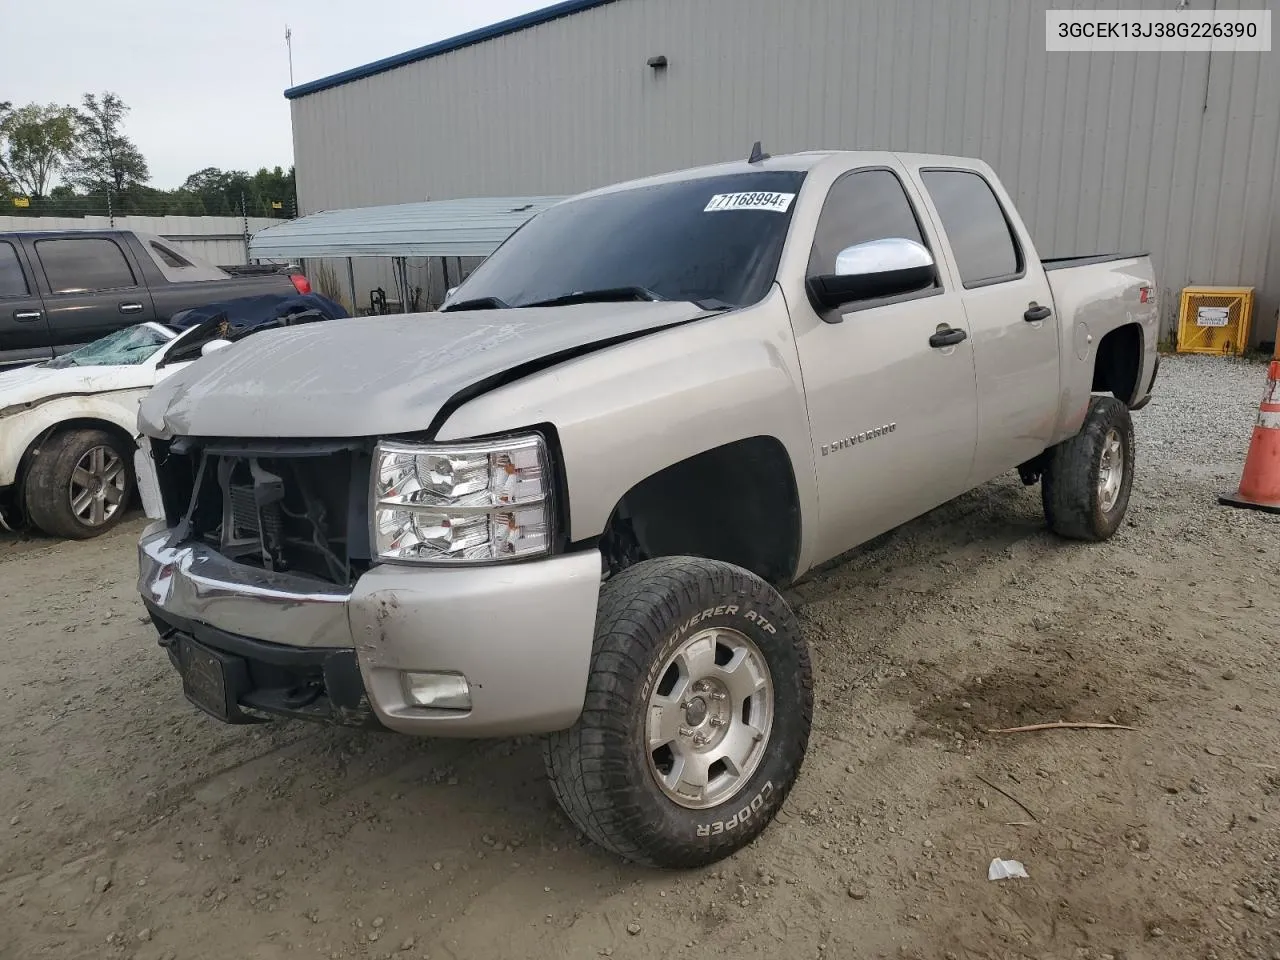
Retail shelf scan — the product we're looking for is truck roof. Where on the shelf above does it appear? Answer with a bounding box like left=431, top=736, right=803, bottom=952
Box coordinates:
left=0, top=227, right=142, bottom=239
left=571, top=150, right=987, bottom=203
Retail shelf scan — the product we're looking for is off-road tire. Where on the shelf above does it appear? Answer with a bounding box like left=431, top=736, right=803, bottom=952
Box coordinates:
left=23, top=429, right=135, bottom=540
left=1042, top=396, right=1134, bottom=541
left=543, top=556, right=813, bottom=868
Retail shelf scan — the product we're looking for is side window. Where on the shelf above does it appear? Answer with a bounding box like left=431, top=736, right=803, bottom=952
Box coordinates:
left=920, top=170, right=1022, bottom=287
left=150, top=242, right=193, bottom=269
left=0, top=242, right=30, bottom=298
left=809, top=168, right=935, bottom=286
left=35, top=238, right=137, bottom=294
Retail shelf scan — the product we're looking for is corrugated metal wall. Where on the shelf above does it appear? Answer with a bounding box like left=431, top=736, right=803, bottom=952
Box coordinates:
left=0, top=215, right=281, bottom=267
left=290, top=0, right=1280, bottom=340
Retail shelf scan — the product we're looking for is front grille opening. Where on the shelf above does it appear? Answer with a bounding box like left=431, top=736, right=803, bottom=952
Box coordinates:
left=156, top=440, right=373, bottom=586
left=212, top=454, right=352, bottom=582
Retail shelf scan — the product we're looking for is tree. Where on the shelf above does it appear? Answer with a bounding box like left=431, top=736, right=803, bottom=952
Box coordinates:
left=0, top=102, right=12, bottom=198
left=251, top=165, right=296, bottom=217
left=0, top=103, right=80, bottom=198
left=178, top=165, right=296, bottom=218
left=180, top=166, right=238, bottom=215
left=67, top=92, right=149, bottom=196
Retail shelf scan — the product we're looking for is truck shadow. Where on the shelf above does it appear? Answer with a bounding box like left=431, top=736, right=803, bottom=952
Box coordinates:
left=158, top=475, right=1052, bottom=865
left=787, top=474, right=1046, bottom=608
left=153, top=476, right=1052, bottom=858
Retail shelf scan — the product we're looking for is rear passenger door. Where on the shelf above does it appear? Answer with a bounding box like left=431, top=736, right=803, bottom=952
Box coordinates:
left=0, top=239, right=53, bottom=368
left=913, top=165, right=1059, bottom=484
left=28, top=235, right=157, bottom=352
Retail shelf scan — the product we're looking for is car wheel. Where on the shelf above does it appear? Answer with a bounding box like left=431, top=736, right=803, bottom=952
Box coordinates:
left=24, top=429, right=135, bottom=540
left=1042, top=396, right=1135, bottom=542
left=543, top=556, right=813, bottom=868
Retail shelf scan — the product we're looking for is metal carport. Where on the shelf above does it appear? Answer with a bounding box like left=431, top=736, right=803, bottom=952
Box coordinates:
left=247, top=195, right=565, bottom=313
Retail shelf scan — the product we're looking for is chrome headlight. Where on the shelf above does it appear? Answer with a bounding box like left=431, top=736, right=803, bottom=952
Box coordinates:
left=372, top=434, right=552, bottom=563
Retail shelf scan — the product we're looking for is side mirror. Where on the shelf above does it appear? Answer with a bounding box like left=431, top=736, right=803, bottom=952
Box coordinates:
left=806, top=237, right=937, bottom=319
left=201, top=338, right=233, bottom=357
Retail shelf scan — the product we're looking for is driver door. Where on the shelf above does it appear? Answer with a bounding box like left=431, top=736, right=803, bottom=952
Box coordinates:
left=788, top=165, right=980, bottom=566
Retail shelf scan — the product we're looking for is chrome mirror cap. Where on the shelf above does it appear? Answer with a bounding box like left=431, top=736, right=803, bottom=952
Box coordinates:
left=834, top=237, right=935, bottom=277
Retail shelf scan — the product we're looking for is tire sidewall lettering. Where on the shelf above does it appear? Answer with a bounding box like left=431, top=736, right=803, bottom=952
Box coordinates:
left=695, top=780, right=775, bottom=835
left=644, top=605, right=777, bottom=691
left=633, top=595, right=794, bottom=843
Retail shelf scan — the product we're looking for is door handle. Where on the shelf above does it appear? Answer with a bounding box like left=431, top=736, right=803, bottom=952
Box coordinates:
left=119, top=302, right=144, bottom=314
left=1024, top=302, right=1052, bottom=322
left=929, top=326, right=968, bottom=348
left=14, top=310, right=43, bottom=322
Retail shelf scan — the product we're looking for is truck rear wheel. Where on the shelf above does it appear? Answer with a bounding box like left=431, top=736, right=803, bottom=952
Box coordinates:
left=1042, top=396, right=1134, bottom=542
left=23, top=429, right=135, bottom=540
left=543, top=556, right=813, bottom=868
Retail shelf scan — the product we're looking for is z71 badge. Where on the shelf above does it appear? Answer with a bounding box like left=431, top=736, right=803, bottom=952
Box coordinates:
left=821, top=422, right=896, bottom=456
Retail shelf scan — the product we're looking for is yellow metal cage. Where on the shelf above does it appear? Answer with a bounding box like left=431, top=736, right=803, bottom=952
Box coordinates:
left=1176, top=285, right=1255, bottom=356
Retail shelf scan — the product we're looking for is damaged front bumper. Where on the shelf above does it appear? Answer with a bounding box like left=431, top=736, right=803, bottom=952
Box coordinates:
left=137, top=523, right=602, bottom=737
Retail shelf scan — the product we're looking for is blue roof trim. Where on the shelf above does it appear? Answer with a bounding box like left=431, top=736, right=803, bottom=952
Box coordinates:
left=285, top=0, right=619, bottom=100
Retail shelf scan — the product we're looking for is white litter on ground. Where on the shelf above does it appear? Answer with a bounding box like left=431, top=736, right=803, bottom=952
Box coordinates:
left=988, top=858, right=1030, bottom=881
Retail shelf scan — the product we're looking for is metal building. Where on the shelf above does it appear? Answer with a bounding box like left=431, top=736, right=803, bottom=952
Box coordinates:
left=286, top=0, right=1280, bottom=341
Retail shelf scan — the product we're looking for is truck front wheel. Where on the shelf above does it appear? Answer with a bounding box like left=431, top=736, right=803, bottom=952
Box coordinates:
left=1042, top=396, right=1135, bottom=541
left=543, top=556, right=813, bottom=867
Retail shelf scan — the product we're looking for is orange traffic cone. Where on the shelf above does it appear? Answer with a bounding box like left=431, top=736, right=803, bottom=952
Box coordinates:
left=1220, top=359, right=1280, bottom=514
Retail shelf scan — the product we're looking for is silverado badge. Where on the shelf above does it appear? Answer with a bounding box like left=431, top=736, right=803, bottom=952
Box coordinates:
left=821, top=423, right=896, bottom=456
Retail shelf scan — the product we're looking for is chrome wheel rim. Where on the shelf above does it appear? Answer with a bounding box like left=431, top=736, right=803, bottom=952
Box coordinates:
left=645, top=626, right=774, bottom=810
left=1098, top=428, right=1124, bottom=513
left=70, top=445, right=126, bottom=526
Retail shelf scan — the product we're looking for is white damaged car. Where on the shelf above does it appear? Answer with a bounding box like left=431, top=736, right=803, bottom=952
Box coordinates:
left=0, top=286, right=348, bottom=541
left=1, top=292, right=347, bottom=539
left=0, top=323, right=220, bottom=538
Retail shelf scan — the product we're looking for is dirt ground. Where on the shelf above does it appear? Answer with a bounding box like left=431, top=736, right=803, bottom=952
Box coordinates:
left=2, top=354, right=1278, bottom=960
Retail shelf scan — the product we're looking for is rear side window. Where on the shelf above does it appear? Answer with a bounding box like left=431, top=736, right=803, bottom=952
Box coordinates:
left=35, top=238, right=137, bottom=294
left=150, top=242, right=192, bottom=268
left=0, top=241, right=29, bottom=297
left=808, top=168, right=934, bottom=282
left=920, top=170, right=1022, bottom=287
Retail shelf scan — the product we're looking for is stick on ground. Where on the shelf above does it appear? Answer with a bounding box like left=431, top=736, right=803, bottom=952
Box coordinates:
left=975, top=774, right=1039, bottom=822
left=985, top=721, right=1134, bottom=734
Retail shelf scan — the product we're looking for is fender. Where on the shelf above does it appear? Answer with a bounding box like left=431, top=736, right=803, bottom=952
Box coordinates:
left=434, top=287, right=823, bottom=573
left=0, top=391, right=147, bottom=487
left=1042, top=257, right=1158, bottom=445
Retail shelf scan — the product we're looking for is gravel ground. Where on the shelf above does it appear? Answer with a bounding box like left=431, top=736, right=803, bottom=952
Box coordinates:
left=1, top=353, right=1278, bottom=960
left=1139, top=355, right=1269, bottom=478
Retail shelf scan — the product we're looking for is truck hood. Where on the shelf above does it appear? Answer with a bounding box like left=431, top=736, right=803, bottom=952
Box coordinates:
left=139, top=302, right=715, bottom=438
left=0, top=362, right=157, bottom=420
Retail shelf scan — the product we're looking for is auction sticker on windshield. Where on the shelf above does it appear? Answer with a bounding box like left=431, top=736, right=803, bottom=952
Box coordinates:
left=704, top=192, right=796, bottom=213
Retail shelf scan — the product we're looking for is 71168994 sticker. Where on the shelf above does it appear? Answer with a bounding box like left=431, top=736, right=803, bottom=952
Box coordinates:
left=703, top=192, right=796, bottom=213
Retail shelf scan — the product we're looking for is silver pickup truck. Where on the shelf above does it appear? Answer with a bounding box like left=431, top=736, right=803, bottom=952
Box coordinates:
left=135, top=149, right=1158, bottom=868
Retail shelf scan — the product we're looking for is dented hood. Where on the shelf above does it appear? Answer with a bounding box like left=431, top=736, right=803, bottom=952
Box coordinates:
left=139, top=302, right=712, bottom=439
left=0, top=362, right=157, bottom=419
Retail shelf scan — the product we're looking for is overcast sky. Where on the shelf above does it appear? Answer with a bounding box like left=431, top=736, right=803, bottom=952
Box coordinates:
left=4, top=0, right=547, bottom=189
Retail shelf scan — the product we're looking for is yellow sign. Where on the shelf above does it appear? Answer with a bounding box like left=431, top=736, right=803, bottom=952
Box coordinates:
left=12, top=196, right=30, bottom=208
left=271, top=200, right=283, bottom=210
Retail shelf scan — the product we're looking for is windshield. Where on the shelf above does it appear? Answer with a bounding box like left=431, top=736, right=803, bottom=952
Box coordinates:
left=44, top=324, right=172, bottom=368
left=446, top=170, right=808, bottom=311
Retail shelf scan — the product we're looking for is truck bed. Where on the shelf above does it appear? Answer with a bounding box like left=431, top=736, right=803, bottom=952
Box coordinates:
left=1042, top=250, right=1158, bottom=433
left=1042, top=252, right=1149, bottom=271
